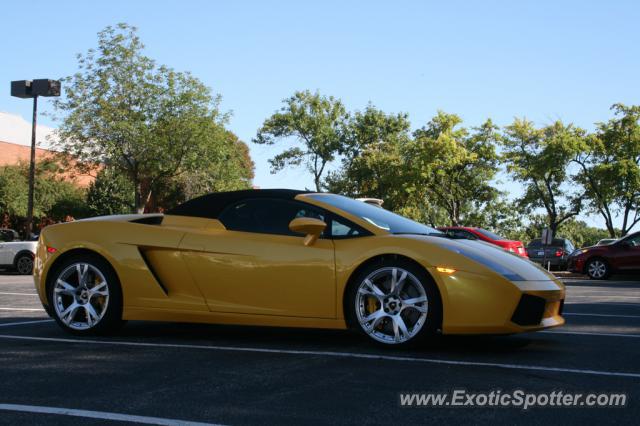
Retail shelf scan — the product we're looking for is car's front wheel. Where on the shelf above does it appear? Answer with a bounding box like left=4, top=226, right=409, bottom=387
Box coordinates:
left=348, top=259, right=441, bottom=347
left=47, top=254, right=124, bottom=335
left=586, top=258, right=609, bottom=280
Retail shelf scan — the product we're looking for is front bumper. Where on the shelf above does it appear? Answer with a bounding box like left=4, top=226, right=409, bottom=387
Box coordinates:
left=567, top=256, right=585, bottom=273
left=437, top=270, right=565, bottom=335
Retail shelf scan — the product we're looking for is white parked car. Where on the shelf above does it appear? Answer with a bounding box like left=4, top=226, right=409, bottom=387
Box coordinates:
left=0, top=229, right=37, bottom=275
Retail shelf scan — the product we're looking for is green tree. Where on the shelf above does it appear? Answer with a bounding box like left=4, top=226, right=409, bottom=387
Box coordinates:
left=556, top=219, right=613, bottom=248
left=501, top=119, right=582, bottom=236
left=254, top=90, right=347, bottom=191
left=571, top=104, right=640, bottom=237
left=154, top=131, right=255, bottom=208
left=408, top=112, right=500, bottom=225
left=86, top=168, right=135, bottom=216
left=53, top=23, right=245, bottom=213
left=325, top=105, right=412, bottom=211
left=0, top=161, right=89, bottom=227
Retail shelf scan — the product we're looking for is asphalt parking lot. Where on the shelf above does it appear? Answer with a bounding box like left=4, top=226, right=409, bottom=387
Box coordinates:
left=0, top=274, right=639, bottom=425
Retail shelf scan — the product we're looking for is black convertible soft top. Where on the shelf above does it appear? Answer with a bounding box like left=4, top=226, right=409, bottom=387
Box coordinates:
left=166, top=189, right=312, bottom=219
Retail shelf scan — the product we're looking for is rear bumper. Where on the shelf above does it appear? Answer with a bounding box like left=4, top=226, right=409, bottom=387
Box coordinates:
left=528, top=257, right=567, bottom=267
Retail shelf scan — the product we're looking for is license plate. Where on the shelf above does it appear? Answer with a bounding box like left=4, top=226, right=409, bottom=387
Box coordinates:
left=537, top=251, right=545, bottom=256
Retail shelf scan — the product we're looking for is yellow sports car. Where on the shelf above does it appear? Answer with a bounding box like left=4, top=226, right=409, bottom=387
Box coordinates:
left=34, top=189, right=565, bottom=346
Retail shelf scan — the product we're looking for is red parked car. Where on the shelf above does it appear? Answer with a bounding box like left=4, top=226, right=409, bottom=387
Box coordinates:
left=437, top=227, right=528, bottom=257
left=567, top=231, right=640, bottom=279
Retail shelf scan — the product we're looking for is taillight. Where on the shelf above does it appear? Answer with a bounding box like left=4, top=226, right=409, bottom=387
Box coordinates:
left=555, top=249, right=564, bottom=257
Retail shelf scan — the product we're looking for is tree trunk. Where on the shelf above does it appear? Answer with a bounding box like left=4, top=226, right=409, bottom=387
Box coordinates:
left=134, top=180, right=152, bottom=214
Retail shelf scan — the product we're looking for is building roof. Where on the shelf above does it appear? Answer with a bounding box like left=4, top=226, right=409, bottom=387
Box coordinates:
left=0, top=140, right=95, bottom=187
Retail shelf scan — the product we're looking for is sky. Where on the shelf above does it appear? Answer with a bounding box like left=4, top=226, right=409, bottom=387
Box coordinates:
left=1, top=0, right=639, bottom=230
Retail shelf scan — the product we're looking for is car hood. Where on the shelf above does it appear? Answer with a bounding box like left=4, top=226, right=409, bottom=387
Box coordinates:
left=409, top=235, right=556, bottom=281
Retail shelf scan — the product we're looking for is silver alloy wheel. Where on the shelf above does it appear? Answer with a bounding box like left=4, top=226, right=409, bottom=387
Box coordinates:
left=16, top=256, right=33, bottom=275
left=588, top=260, right=607, bottom=279
left=355, top=267, right=428, bottom=344
left=53, top=263, right=110, bottom=330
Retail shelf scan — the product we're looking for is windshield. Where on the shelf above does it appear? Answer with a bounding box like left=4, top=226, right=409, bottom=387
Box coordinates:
left=306, top=194, right=442, bottom=235
left=474, top=228, right=505, bottom=240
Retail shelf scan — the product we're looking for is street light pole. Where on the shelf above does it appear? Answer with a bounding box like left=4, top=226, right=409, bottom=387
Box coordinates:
left=10, top=79, right=61, bottom=240
left=26, top=95, right=39, bottom=240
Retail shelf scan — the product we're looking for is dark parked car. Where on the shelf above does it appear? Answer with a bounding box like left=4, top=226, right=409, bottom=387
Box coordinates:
left=568, top=231, right=640, bottom=279
left=526, top=238, right=576, bottom=270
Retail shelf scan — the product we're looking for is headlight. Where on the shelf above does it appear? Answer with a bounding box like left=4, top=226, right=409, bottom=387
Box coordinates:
left=580, top=249, right=589, bottom=254
left=444, top=245, right=525, bottom=281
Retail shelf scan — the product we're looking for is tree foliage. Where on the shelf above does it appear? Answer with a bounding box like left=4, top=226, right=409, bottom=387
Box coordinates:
left=254, top=90, right=347, bottom=191
left=501, top=119, right=583, bottom=235
left=0, top=161, right=88, bottom=228
left=325, top=105, right=412, bottom=211
left=53, top=23, right=252, bottom=213
left=408, top=113, right=500, bottom=225
left=86, top=167, right=135, bottom=216
left=571, top=104, right=640, bottom=237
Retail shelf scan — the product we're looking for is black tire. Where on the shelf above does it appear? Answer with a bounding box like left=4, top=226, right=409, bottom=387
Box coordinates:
left=47, top=253, right=125, bottom=336
left=15, top=254, right=34, bottom=275
left=346, top=258, right=441, bottom=347
left=586, top=258, right=610, bottom=280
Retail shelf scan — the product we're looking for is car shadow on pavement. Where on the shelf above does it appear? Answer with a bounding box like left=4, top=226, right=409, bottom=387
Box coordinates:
left=0, top=314, right=537, bottom=355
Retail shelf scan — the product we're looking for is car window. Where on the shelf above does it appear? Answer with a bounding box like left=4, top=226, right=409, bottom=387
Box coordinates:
left=624, top=234, right=640, bottom=247
left=219, top=198, right=326, bottom=237
left=474, top=228, right=505, bottom=240
left=565, top=241, right=575, bottom=252
left=454, top=230, right=476, bottom=240
left=330, top=217, right=369, bottom=238
left=305, top=193, right=441, bottom=235
left=441, top=229, right=475, bottom=240
left=0, top=230, right=16, bottom=242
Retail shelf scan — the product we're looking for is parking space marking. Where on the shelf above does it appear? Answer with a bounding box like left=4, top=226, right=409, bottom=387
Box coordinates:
left=564, top=312, right=640, bottom=319
left=1, top=334, right=639, bottom=379
left=565, top=302, right=640, bottom=307
left=0, top=292, right=38, bottom=296
left=568, top=296, right=640, bottom=300
left=542, top=330, right=640, bottom=338
left=0, top=319, right=53, bottom=328
left=0, top=403, right=221, bottom=426
left=0, top=308, right=43, bottom=311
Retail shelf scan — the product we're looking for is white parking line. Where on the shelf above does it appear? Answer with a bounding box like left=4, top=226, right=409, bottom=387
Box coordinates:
left=564, top=312, right=640, bottom=319
left=0, top=292, right=38, bottom=296
left=0, top=334, right=638, bottom=379
left=568, top=296, right=640, bottom=299
left=542, top=330, right=640, bottom=338
left=0, top=308, right=43, bottom=311
left=565, top=302, right=640, bottom=307
left=0, top=403, right=221, bottom=426
left=0, top=319, right=53, bottom=328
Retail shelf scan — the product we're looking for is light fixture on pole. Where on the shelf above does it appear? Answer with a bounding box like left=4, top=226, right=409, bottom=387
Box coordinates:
left=10, top=79, right=61, bottom=240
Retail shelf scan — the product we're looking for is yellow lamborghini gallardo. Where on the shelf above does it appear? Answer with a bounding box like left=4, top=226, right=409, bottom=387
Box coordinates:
left=34, top=189, right=565, bottom=346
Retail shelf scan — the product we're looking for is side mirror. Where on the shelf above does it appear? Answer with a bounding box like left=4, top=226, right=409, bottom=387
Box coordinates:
left=289, top=217, right=326, bottom=246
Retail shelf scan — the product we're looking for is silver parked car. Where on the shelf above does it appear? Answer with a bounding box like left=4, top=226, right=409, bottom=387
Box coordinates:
left=0, top=229, right=37, bottom=274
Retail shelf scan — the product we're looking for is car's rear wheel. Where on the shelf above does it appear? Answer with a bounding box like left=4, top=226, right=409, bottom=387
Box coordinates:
left=347, top=259, right=441, bottom=347
left=47, top=254, right=124, bottom=335
left=586, top=258, right=609, bottom=280
left=15, top=254, right=34, bottom=275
